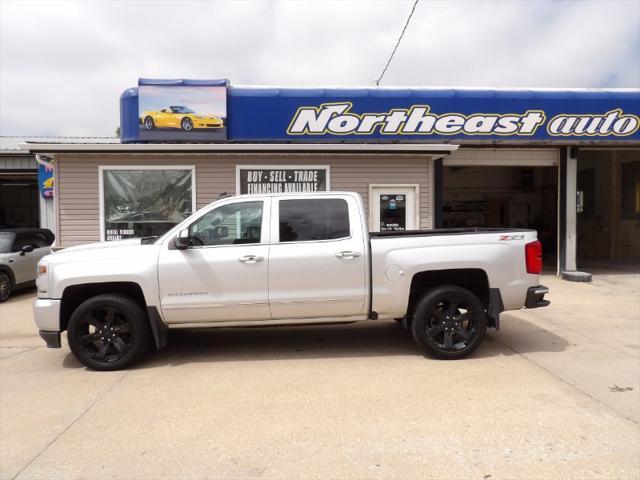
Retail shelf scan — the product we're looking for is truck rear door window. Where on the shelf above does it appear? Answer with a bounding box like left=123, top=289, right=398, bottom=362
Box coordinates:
left=279, top=199, right=350, bottom=242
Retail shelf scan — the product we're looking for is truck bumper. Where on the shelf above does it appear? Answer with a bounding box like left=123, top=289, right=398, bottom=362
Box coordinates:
left=33, top=299, right=62, bottom=348
left=524, top=285, right=550, bottom=309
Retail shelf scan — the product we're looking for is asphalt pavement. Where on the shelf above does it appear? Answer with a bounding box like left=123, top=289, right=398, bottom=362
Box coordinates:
left=1, top=272, right=639, bottom=479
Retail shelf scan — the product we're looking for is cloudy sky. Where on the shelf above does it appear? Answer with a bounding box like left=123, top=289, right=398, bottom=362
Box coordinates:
left=1, top=0, right=638, bottom=137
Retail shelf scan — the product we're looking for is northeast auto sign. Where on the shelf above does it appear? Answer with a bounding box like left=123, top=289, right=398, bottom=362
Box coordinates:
left=226, top=87, right=640, bottom=143
left=287, top=103, right=637, bottom=138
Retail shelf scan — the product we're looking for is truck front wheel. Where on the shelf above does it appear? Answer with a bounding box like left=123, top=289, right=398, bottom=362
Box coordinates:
left=67, top=294, right=151, bottom=371
left=411, top=285, right=487, bottom=360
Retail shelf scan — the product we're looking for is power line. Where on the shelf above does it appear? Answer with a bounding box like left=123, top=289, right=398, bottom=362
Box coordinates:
left=375, top=0, right=420, bottom=86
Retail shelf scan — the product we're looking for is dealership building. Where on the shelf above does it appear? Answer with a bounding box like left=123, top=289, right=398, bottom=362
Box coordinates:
left=20, top=79, right=640, bottom=278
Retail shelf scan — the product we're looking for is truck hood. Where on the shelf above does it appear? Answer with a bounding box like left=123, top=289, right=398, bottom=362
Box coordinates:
left=42, top=238, right=159, bottom=265
left=57, top=238, right=144, bottom=253
left=43, top=238, right=162, bottom=268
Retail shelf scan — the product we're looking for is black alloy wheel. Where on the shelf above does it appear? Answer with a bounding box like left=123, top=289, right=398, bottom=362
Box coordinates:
left=143, top=116, right=155, bottom=130
left=0, top=272, right=12, bottom=302
left=411, top=285, right=486, bottom=359
left=181, top=117, right=193, bottom=131
left=67, top=294, right=150, bottom=370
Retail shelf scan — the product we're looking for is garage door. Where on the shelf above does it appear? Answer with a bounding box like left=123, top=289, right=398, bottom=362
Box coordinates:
left=444, top=148, right=559, bottom=167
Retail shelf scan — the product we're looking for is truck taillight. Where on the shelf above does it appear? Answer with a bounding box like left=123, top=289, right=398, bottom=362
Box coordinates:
left=525, top=240, right=543, bottom=274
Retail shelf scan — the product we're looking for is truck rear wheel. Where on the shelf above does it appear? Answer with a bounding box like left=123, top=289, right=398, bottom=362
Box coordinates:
left=67, top=294, right=151, bottom=371
left=411, top=285, right=486, bottom=360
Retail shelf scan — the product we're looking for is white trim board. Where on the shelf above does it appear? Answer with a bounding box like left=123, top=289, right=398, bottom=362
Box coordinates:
left=21, top=142, right=459, bottom=154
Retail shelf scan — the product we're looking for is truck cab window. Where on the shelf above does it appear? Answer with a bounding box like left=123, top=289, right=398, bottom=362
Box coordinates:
left=279, top=199, right=350, bottom=242
left=190, top=201, right=263, bottom=246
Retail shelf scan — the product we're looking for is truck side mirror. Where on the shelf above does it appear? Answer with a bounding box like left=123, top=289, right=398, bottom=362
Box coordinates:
left=173, top=229, right=191, bottom=249
left=20, top=245, right=34, bottom=256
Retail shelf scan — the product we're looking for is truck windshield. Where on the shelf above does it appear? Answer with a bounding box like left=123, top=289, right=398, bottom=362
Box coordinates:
left=0, top=232, right=15, bottom=253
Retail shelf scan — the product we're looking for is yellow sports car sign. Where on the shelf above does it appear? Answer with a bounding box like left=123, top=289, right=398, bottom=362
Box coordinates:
left=138, top=81, right=227, bottom=141
left=141, top=106, right=223, bottom=131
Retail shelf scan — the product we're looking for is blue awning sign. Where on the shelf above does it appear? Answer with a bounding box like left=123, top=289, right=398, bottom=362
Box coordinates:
left=120, top=81, right=640, bottom=143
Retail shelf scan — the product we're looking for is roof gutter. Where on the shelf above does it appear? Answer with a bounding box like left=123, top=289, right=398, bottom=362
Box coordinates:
left=19, top=142, right=459, bottom=155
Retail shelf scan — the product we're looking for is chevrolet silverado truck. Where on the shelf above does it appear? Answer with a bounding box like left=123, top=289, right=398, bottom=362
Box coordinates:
left=34, top=192, right=549, bottom=370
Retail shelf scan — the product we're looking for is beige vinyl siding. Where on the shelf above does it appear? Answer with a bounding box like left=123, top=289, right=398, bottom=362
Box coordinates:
left=445, top=148, right=559, bottom=167
left=56, top=153, right=433, bottom=247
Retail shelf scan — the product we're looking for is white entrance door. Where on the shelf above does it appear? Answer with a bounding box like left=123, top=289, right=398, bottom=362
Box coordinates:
left=370, top=185, right=419, bottom=232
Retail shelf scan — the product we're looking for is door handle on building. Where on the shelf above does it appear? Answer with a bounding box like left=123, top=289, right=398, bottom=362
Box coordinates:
left=335, top=251, right=361, bottom=259
left=238, top=254, right=264, bottom=264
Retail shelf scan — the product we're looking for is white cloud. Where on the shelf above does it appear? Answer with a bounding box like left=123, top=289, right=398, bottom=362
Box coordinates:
left=0, top=0, right=638, bottom=136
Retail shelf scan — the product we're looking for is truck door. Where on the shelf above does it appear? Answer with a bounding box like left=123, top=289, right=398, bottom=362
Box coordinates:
left=158, top=199, right=270, bottom=324
left=268, top=196, right=368, bottom=319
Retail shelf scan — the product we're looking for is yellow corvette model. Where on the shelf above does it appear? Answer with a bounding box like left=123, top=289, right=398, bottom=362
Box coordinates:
left=141, top=106, right=224, bottom=131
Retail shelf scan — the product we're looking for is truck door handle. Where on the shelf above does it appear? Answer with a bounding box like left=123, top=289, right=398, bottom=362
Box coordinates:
left=238, top=254, right=264, bottom=264
left=335, top=251, right=361, bottom=259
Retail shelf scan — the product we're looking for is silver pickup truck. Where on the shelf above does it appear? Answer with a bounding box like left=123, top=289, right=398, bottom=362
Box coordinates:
left=34, top=192, right=549, bottom=370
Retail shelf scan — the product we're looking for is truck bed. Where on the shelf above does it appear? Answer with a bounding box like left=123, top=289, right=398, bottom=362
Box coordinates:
left=369, top=227, right=539, bottom=316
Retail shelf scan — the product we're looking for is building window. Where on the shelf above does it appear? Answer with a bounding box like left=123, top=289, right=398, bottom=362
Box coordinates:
left=278, top=198, right=350, bottom=242
left=236, top=165, right=329, bottom=194
left=100, top=166, right=195, bottom=241
left=621, top=161, right=640, bottom=220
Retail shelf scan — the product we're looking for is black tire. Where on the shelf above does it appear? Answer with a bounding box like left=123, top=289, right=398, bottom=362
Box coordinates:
left=67, top=294, right=151, bottom=371
left=411, top=285, right=486, bottom=360
left=0, top=270, right=13, bottom=303
left=180, top=117, right=193, bottom=131
left=143, top=116, right=155, bottom=130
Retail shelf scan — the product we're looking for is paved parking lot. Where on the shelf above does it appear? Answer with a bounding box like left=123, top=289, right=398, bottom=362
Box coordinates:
left=1, top=272, right=639, bottom=479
